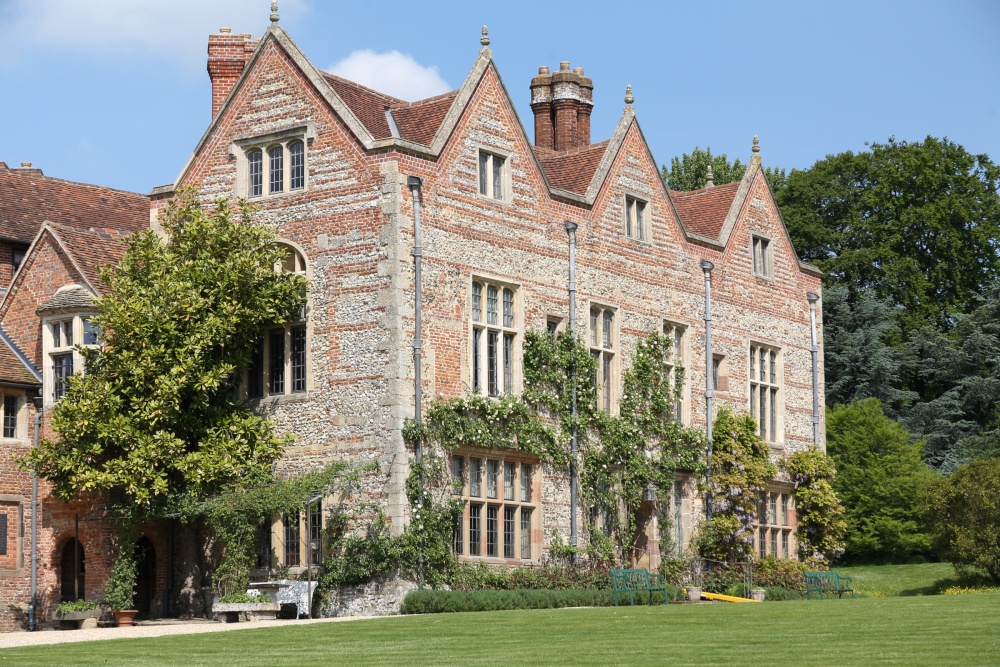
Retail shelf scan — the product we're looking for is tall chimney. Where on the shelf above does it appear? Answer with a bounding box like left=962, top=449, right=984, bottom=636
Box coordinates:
left=551, top=62, right=578, bottom=151
left=207, top=27, right=258, bottom=118
left=531, top=62, right=593, bottom=152
left=530, top=66, right=554, bottom=150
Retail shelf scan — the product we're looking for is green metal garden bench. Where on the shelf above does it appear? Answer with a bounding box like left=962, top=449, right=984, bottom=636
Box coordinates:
left=804, top=571, right=855, bottom=599
left=610, top=568, right=668, bottom=606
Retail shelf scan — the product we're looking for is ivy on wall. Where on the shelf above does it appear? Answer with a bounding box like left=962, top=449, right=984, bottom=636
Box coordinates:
left=404, top=329, right=707, bottom=568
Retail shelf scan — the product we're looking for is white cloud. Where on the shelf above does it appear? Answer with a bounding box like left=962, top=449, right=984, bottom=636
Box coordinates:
left=326, top=50, right=450, bottom=101
left=0, top=0, right=307, bottom=67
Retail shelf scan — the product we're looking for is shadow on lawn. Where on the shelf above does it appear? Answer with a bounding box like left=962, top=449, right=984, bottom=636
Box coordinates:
left=897, top=577, right=963, bottom=596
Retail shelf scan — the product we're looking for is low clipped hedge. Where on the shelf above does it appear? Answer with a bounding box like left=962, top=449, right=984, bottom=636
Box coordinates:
left=401, top=585, right=684, bottom=614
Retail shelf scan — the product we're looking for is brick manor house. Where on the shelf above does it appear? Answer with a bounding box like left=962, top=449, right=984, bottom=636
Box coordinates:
left=0, top=12, right=823, bottom=628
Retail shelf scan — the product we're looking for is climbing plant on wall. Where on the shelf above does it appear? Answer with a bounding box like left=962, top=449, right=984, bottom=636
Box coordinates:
left=697, top=407, right=777, bottom=563
left=784, top=448, right=847, bottom=566
left=582, top=332, right=706, bottom=563
left=405, top=329, right=706, bottom=568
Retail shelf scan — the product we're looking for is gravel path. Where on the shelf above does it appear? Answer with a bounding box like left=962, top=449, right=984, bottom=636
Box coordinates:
left=0, top=615, right=391, bottom=650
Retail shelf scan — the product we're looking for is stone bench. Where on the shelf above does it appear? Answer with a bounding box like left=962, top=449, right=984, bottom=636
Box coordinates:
left=212, top=602, right=281, bottom=623
left=56, top=609, right=102, bottom=630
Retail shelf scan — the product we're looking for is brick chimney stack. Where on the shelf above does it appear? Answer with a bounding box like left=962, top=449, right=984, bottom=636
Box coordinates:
left=530, top=62, right=594, bottom=151
left=207, top=27, right=258, bottom=118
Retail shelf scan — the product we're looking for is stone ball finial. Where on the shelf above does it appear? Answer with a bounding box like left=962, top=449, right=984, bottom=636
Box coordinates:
left=752, top=135, right=760, bottom=153
left=481, top=25, right=490, bottom=47
left=270, top=1, right=279, bottom=23
left=624, top=85, right=634, bottom=105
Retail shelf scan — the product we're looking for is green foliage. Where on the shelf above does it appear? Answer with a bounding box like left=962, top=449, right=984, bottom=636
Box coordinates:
left=217, top=592, right=266, bottom=604
left=661, top=147, right=787, bottom=194
left=777, top=136, right=1000, bottom=331
left=904, top=282, right=1000, bottom=471
left=761, top=586, right=806, bottom=601
left=318, top=508, right=400, bottom=589
left=924, top=457, right=1000, bottom=584
left=698, top=408, right=776, bottom=562
left=784, top=448, right=846, bottom=566
left=55, top=599, right=99, bottom=614
left=822, top=285, right=917, bottom=415
left=400, top=587, right=680, bottom=614
left=583, top=332, right=706, bottom=561
left=396, top=457, right=463, bottom=587
left=201, top=462, right=362, bottom=597
left=447, top=561, right=611, bottom=591
left=827, top=399, right=936, bottom=561
left=104, top=531, right=139, bottom=610
left=706, top=558, right=808, bottom=595
left=22, top=189, right=307, bottom=517
left=406, top=330, right=705, bottom=567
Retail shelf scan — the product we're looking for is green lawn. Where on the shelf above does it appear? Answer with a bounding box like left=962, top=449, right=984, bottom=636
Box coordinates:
left=5, top=593, right=999, bottom=666
left=834, top=562, right=960, bottom=597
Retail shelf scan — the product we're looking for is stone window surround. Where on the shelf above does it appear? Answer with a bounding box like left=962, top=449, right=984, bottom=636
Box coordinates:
left=662, top=319, right=690, bottom=425
left=258, top=501, right=324, bottom=575
left=450, top=449, right=540, bottom=563
left=588, top=301, right=619, bottom=414
left=1, top=391, right=26, bottom=441
left=242, top=241, right=314, bottom=403
left=751, top=232, right=774, bottom=279
left=623, top=192, right=651, bottom=244
left=755, top=486, right=796, bottom=560
left=41, top=311, right=98, bottom=407
left=468, top=274, right=522, bottom=397
left=231, top=123, right=316, bottom=200
left=474, top=145, right=512, bottom=205
left=749, top=341, right=784, bottom=445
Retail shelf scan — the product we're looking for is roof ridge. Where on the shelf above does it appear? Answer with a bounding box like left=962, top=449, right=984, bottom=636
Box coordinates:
left=670, top=181, right=741, bottom=198
left=0, top=167, right=146, bottom=198
left=392, top=90, right=460, bottom=108
left=539, top=139, right=612, bottom=160
left=319, top=71, right=404, bottom=104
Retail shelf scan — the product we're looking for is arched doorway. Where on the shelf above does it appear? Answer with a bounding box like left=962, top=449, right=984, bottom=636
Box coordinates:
left=60, top=539, right=85, bottom=602
left=134, top=537, right=157, bottom=619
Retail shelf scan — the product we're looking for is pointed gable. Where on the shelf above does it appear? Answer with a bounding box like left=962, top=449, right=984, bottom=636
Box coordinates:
left=537, top=141, right=610, bottom=196
left=670, top=182, right=741, bottom=239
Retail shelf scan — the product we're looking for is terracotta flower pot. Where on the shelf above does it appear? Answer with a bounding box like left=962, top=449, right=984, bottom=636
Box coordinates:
left=113, top=610, right=138, bottom=627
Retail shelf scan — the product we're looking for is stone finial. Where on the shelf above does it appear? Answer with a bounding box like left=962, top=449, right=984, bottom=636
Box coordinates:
left=752, top=135, right=760, bottom=153
left=270, top=1, right=279, bottom=23
left=705, top=164, right=714, bottom=188
left=480, top=25, right=490, bottom=47
left=624, top=85, right=634, bottom=105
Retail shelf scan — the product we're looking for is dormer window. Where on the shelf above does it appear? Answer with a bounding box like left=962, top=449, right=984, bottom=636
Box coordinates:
left=235, top=126, right=312, bottom=199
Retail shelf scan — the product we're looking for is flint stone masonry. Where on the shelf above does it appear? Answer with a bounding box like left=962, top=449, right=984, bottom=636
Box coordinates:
left=320, top=579, right=417, bottom=618
left=0, top=20, right=826, bottom=630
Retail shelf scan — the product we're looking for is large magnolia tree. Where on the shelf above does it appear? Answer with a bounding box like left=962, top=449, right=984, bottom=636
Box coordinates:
left=24, top=190, right=307, bottom=518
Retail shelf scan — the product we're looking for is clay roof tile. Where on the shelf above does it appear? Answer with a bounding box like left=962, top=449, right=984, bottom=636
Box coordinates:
left=670, top=182, right=741, bottom=239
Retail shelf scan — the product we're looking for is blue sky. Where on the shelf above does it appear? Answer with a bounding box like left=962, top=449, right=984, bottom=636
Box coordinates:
left=0, top=0, right=997, bottom=195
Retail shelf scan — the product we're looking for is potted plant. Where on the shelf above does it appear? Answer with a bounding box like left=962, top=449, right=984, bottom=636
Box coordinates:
left=104, top=549, right=139, bottom=626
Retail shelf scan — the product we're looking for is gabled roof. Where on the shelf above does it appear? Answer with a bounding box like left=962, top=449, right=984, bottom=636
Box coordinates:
left=670, top=182, right=741, bottom=239
left=537, top=141, right=611, bottom=196
left=44, top=222, right=131, bottom=295
left=320, top=72, right=404, bottom=140
left=391, top=92, right=461, bottom=145
left=0, top=163, right=147, bottom=244
left=0, top=325, right=39, bottom=386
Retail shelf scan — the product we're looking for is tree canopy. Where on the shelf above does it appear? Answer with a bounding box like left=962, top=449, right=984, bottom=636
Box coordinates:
left=662, top=146, right=787, bottom=193
left=826, top=399, right=935, bottom=561
left=778, top=136, right=1000, bottom=331
left=23, top=191, right=307, bottom=517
